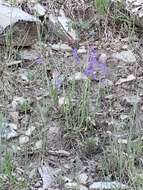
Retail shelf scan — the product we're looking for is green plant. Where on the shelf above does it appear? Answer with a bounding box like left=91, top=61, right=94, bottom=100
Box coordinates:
left=0, top=152, right=29, bottom=189
left=19, top=100, right=31, bottom=114
left=95, top=0, right=110, bottom=15
left=63, top=80, right=91, bottom=140
left=82, top=136, right=99, bottom=157
left=2, top=153, right=14, bottom=176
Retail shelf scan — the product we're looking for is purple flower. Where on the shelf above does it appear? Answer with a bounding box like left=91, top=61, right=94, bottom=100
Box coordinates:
left=84, top=48, right=108, bottom=80
left=72, top=47, right=80, bottom=64
left=55, top=78, right=62, bottom=90
left=88, top=48, right=98, bottom=67
left=99, top=62, right=108, bottom=76
left=84, top=64, right=96, bottom=80
left=84, top=47, right=98, bottom=79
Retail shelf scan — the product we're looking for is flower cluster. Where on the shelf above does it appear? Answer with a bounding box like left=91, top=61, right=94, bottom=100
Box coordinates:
left=72, top=46, right=108, bottom=80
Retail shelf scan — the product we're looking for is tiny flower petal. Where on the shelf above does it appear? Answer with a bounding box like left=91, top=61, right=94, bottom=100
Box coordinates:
left=72, top=47, right=80, bottom=64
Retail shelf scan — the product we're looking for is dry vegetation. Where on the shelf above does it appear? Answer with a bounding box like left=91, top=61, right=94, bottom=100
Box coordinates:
left=0, top=0, right=143, bottom=190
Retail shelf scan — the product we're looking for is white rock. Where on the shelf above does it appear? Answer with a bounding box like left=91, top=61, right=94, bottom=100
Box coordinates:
left=38, top=165, right=55, bottom=189
left=19, top=135, right=29, bottom=144
left=51, top=43, right=72, bottom=52
left=80, top=185, right=88, bottom=190
left=120, top=114, right=128, bottom=120
left=122, top=45, right=128, bottom=50
left=69, top=72, right=88, bottom=81
left=33, top=3, right=46, bottom=17
left=25, top=126, right=36, bottom=136
left=123, top=95, right=141, bottom=105
left=58, top=9, right=77, bottom=41
left=116, top=74, right=136, bottom=85
left=112, top=50, right=136, bottom=63
left=118, top=139, right=128, bottom=144
left=35, top=140, right=42, bottom=149
left=65, top=182, right=77, bottom=189
left=0, top=123, right=18, bottom=140
left=89, top=181, right=128, bottom=190
left=78, top=173, right=88, bottom=185
left=65, top=183, right=88, bottom=190
left=49, top=9, right=78, bottom=42
left=78, top=46, right=87, bottom=54
left=98, top=53, right=107, bottom=63
left=18, top=70, right=29, bottom=82
left=125, top=0, right=143, bottom=27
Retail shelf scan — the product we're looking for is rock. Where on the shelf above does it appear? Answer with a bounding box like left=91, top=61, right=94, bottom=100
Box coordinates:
left=48, top=9, right=78, bottom=43
left=19, top=71, right=29, bottom=82
left=112, top=50, right=136, bottom=63
left=38, top=164, right=55, bottom=189
left=65, top=182, right=88, bottom=190
left=77, top=46, right=87, bottom=54
left=35, top=140, right=42, bottom=150
left=98, top=53, right=107, bottom=64
left=117, top=138, right=128, bottom=144
left=125, top=0, right=143, bottom=28
left=116, top=74, right=136, bottom=85
left=101, top=79, right=113, bottom=87
left=122, top=45, right=128, bottom=50
left=120, top=114, right=129, bottom=120
left=80, top=185, right=88, bottom=190
left=69, top=72, right=88, bottom=81
left=123, top=95, right=141, bottom=106
left=78, top=173, right=88, bottom=185
left=19, top=49, right=41, bottom=61
left=25, top=126, right=36, bottom=136
left=33, top=3, right=46, bottom=17
left=51, top=43, right=72, bottom=52
left=0, top=122, right=18, bottom=140
left=19, top=135, right=29, bottom=144
left=89, top=181, right=128, bottom=190
left=65, top=182, right=77, bottom=189
left=0, top=4, right=40, bottom=46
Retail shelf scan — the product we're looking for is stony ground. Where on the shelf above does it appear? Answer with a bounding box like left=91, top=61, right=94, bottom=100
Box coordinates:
left=1, top=0, right=143, bottom=190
